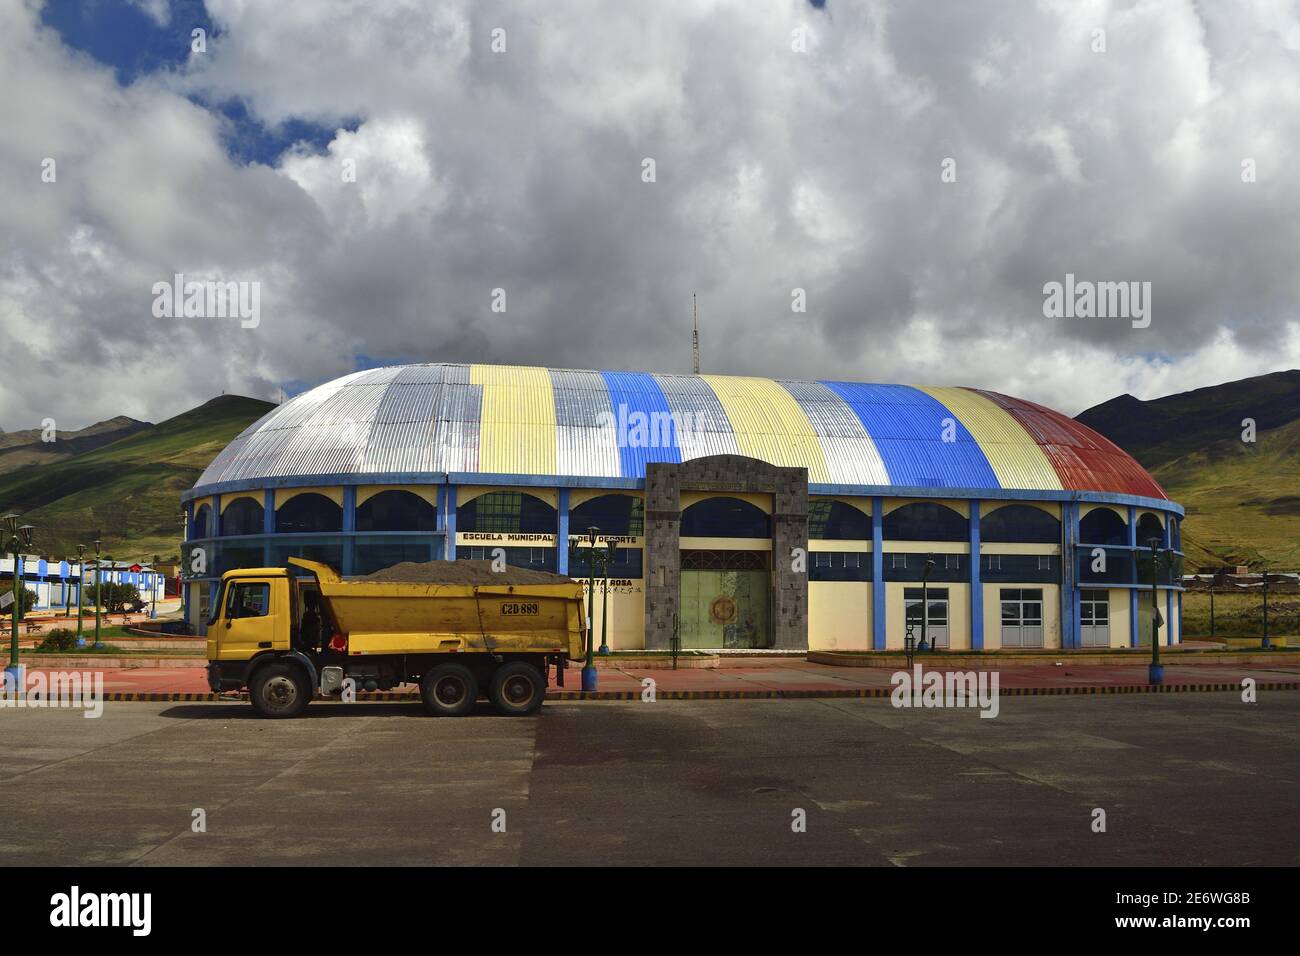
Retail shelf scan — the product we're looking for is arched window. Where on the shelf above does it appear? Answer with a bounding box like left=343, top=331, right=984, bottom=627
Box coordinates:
left=1136, top=512, right=1164, bottom=547
left=221, top=497, right=264, bottom=536
left=192, top=504, right=211, bottom=539
left=356, top=490, right=436, bottom=532
left=570, top=495, right=644, bottom=537
left=275, top=493, right=343, bottom=533
left=457, top=491, right=556, bottom=534
left=680, top=497, right=771, bottom=538
left=980, top=504, right=1060, bottom=544
left=1079, top=508, right=1127, bottom=546
left=883, top=502, right=966, bottom=541
left=808, top=500, right=871, bottom=540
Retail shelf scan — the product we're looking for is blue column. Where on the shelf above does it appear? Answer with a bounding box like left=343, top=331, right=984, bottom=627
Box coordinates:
left=872, top=496, right=885, bottom=650
left=1177, top=590, right=1183, bottom=646
left=969, top=500, right=983, bottom=650
left=445, top=484, right=457, bottom=561
left=262, top=488, right=274, bottom=565
left=1127, top=505, right=1139, bottom=647
left=1060, top=501, right=1079, bottom=650
left=341, top=486, right=356, bottom=575
left=209, top=495, right=220, bottom=537
left=342, top=486, right=357, bottom=532
left=557, top=488, right=571, bottom=575
left=1163, top=515, right=1173, bottom=645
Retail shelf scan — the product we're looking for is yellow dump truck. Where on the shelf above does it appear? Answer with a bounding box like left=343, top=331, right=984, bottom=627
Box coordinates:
left=205, top=557, right=587, bottom=718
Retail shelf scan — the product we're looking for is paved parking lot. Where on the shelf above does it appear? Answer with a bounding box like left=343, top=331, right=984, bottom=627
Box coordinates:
left=0, top=692, right=1296, bottom=865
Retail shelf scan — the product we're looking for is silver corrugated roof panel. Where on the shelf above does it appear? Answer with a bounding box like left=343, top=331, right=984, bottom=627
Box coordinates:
left=551, top=368, right=620, bottom=478
left=652, top=372, right=739, bottom=461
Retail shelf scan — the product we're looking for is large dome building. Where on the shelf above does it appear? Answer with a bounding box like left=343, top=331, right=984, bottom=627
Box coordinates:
left=182, top=363, right=1184, bottom=651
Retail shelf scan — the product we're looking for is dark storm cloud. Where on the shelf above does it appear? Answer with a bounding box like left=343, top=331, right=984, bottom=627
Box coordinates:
left=2, top=0, right=1298, bottom=431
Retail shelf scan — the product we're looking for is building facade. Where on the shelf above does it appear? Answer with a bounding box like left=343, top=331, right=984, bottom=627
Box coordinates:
left=0, top=556, right=166, bottom=612
left=181, top=363, right=1184, bottom=650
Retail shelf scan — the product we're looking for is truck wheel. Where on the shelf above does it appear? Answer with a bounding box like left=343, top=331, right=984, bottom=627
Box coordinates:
left=489, top=662, right=546, bottom=716
left=249, top=662, right=311, bottom=719
left=420, top=663, right=478, bottom=717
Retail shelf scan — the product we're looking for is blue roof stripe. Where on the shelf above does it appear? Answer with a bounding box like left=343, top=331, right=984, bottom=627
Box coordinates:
left=819, top=382, right=1002, bottom=490
left=599, top=370, right=682, bottom=478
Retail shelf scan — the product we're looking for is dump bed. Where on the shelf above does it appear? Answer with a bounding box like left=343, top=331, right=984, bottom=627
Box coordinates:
left=288, top=557, right=586, bottom=660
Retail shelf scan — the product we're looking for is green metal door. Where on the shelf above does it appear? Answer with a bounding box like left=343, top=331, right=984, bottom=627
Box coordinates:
left=679, top=569, right=771, bottom=649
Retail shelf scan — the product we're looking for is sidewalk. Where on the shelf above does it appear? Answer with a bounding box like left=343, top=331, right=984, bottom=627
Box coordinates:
left=13, top=656, right=1300, bottom=701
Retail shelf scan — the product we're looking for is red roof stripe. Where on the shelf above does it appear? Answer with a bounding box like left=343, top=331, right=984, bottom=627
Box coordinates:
left=967, top=389, right=1168, bottom=499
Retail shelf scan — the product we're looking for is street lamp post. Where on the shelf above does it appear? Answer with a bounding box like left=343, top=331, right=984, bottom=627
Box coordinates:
left=598, top=539, right=616, bottom=655
left=92, top=538, right=104, bottom=650
left=3, top=515, right=35, bottom=678
left=75, top=544, right=86, bottom=647
left=1148, top=537, right=1163, bottom=685
left=1261, top=568, right=1271, bottom=650
left=581, top=527, right=599, bottom=692
left=918, top=553, right=936, bottom=652
left=1209, top=569, right=1219, bottom=640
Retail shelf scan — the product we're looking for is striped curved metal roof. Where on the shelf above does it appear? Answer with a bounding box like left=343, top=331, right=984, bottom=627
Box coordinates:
left=194, top=363, right=1167, bottom=500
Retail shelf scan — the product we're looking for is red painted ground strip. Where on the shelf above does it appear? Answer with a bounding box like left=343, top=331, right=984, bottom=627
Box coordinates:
left=14, top=659, right=1300, bottom=702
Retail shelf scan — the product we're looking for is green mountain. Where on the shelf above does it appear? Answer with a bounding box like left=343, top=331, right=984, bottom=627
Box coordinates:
left=0, top=395, right=273, bottom=563
left=1076, top=369, right=1300, bottom=469
left=0, top=415, right=153, bottom=475
left=1077, top=370, right=1300, bottom=569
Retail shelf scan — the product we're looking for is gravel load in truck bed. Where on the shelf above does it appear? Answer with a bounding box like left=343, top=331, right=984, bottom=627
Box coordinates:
left=358, top=560, right=576, bottom=586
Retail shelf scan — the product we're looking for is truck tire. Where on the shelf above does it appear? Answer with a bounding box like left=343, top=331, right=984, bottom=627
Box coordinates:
left=249, top=662, right=311, bottom=719
left=420, top=663, right=478, bottom=717
left=488, top=661, right=546, bottom=716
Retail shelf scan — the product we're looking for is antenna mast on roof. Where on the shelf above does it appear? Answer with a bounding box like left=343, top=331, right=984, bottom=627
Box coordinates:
left=692, top=293, right=700, bottom=375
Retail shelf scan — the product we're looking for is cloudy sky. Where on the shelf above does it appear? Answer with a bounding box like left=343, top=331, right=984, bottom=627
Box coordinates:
left=3, top=0, right=1299, bottom=430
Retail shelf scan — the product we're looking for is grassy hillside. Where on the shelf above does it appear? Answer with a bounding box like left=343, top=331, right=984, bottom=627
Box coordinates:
left=0, top=416, right=151, bottom=475
left=0, top=395, right=273, bottom=563
left=1077, top=370, right=1300, bottom=569
left=1151, top=416, right=1300, bottom=568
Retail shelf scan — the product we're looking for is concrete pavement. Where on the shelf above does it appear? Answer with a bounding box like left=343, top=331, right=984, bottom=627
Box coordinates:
left=0, top=693, right=1296, bottom=865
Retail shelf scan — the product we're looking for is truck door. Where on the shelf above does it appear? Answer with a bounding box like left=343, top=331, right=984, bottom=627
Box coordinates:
left=216, top=578, right=279, bottom=660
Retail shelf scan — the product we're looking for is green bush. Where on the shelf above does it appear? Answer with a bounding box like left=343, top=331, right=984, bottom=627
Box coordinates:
left=37, top=628, right=78, bottom=652
left=80, top=582, right=141, bottom=613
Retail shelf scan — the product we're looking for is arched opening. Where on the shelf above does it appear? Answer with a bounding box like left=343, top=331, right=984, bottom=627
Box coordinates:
left=883, top=502, right=966, bottom=541
left=191, top=504, right=211, bottom=540
left=457, top=491, right=555, bottom=534
left=1079, top=507, right=1127, bottom=546
left=980, top=504, right=1060, bottom=544
left=275, top=493, right=343, bottom=533
left=680, top=497, right=771, bottom=538
left=1136, top=512, right=1165, bottom=547
left=221, top=497, right=264, bottom=536
left=808, top=499, right=871, bottom=540
left=356, top=490, right=436, bottom=532
left=570, top=494, right=644, bottom=537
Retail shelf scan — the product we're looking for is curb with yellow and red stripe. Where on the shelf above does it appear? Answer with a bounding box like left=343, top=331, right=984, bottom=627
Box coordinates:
left=83, top=680, right=1300, bottom=703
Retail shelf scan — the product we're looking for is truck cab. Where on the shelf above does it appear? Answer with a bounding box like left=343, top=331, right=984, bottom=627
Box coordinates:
left=206, top=559, right=584, bottom=719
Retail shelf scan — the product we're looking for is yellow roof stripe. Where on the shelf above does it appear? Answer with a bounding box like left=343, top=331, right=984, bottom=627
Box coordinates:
left=471, top=364, right=557, bottom=476
left=917, top=386, right=1062, bottom=491
left=700, top=374, right=832, bottom=483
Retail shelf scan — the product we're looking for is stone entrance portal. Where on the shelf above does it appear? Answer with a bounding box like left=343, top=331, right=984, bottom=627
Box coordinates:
left=643, top=455, right=808, bottom=651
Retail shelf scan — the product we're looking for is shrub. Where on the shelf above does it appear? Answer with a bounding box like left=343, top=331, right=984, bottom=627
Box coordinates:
left=37, top=628, right=78, bottom=652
